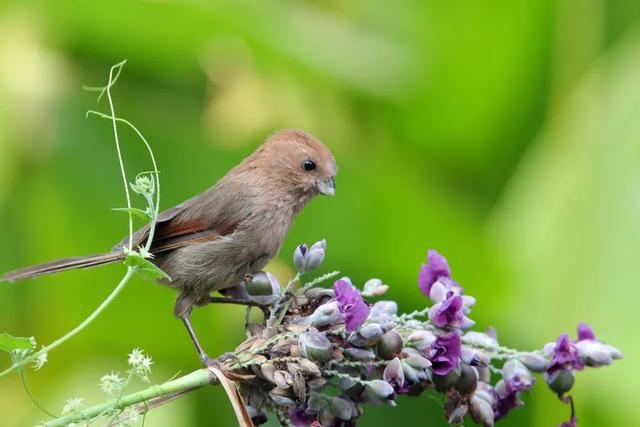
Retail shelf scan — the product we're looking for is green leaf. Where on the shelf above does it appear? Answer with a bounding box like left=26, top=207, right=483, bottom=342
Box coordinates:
left=125, top=252, right=171, bottom=281
left=112, top=207, right=152, bottom=221
left=0, top=333, right=35, bottom=353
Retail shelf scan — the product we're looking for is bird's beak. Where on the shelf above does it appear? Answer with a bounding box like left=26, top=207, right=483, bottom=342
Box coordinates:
left=317, top=177, right=336, bottom=196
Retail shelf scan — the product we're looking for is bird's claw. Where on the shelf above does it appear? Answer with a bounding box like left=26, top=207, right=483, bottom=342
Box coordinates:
left=201, top=352, right=238, bottom=368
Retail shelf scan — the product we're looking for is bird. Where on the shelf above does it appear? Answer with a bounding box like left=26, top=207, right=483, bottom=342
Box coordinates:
left=1, top=129, right=337, bottom=366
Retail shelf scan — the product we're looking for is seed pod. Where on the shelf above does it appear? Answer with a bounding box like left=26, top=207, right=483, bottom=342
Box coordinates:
left=245, top=271, right=281, bottom=305
left=271, top=340, right=292, bottom=356
left=433, top=364, right=461, bottom=392
left=299, top=330, right=333, bottom=362
left=377, top=330, right=403, bottom=360
left=545, top=369, right=575, bottom=395
left=298, top=358, right=321, bottom=376
left=273, top=370, right=292, bottom=389
left=454, top=364, right=478, bottom=395
left=260, top=363, right=276, bottom=384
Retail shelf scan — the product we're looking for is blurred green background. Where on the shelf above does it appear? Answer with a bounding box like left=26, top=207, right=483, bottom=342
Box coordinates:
left=0, top=0, right=637, bottom=426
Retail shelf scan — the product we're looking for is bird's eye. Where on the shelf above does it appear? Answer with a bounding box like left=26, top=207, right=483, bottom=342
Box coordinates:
left=303, top=160, right=316, bottom=172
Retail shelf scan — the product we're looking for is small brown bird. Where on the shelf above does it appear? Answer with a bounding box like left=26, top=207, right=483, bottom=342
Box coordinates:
left=1, top=129, right=337, bottom=365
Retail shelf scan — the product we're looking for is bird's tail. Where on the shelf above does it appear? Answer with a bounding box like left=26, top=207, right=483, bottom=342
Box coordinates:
left=1, top=252, right=124, bottom=283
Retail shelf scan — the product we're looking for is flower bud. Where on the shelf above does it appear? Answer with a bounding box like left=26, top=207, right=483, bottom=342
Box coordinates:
left=377, top=330, right=403, bottom=360
left=330, top=396, right=358, bottom=421
left=518, top=352, right=549, bottom=372
left=293, top=244, right=308, bottom=272
left=454, top=363, right=478, bottom=395
left=429, top=280, right=448, bottom=303
left=403, top=348, right=432, bottom=370
left=369, top=301, right=398, bottom=320
left=469, top=394, right=495, bottom=427
left=308, top=301, right=341, bottom=328
left=604, top=344, right=623, bottom=360
left=383, top=357, right=405, bottom=389
left=293, top=240, right=326, bottom=272
left=545, top=369, right=575, bottom=395
left=362, top=278, right=389, bottom=297
left=359, top=323, right=386, bottom=341
left=462, top=331, right=498, bottom=350
left=460, top=346, right=489, bottom=366
left=245, top=271, right=280, bottom=304
left=406, top=330, right=436, bottom=351
left=299, top=330, right=332, bottom=362
left=401, top=361, right=429, bottom=383
left=575, top=340, right=613, bottom=367
left=474, top=382, right=496, bottom=406
left=365, top=380, right=396, bottom=404
left=502, top=359, right=534, bottom=389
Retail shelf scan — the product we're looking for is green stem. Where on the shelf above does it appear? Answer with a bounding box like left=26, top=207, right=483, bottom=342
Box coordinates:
left=85, top=111, right=161, bottom=252
left=42, top=369, right=215, bottom=427
left=103, top=61, right=135, bottom=249
left=0, top=268, right=135, bottom=378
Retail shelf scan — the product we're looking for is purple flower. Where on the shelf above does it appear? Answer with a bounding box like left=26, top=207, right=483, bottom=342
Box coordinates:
left=288, top=407, right=318, bottom=427
left=428, top=332, right=461, bottom=375
left=419, top=250, right=455, bottom=297
left=334, top=279, right=369, bottom=332
left=547, top=333, right=584, bottom=374
left=577, top=323, right=595, bottom=341
left=428, top=293, right=474, bottom=329
left=574, top=323, right=622, bottom=367
left=494, top=361, right=533, bottom=420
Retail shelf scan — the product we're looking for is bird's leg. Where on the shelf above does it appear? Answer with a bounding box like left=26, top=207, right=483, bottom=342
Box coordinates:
left=179, top=313, right=218, bottom=367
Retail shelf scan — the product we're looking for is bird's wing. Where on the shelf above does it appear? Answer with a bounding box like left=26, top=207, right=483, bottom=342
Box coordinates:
left=116, top=184, right=248, bottom=254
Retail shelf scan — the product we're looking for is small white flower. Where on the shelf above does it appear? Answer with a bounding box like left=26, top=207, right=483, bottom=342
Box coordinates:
left=128, top=348, right=153, bottom=379
left=99, top=371, right=125, bottom=394
left=128, top=348, right=144, bottom=366
left=33, top=350, right=48, bottom=371
left=61, top=397, right=84, bottom=415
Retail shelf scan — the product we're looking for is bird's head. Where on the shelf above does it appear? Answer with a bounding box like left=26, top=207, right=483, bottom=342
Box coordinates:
left=248, top=129, right=337, bottom=198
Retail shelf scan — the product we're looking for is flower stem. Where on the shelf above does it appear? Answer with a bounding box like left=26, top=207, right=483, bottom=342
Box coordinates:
left=42, top=368, right=215, bottom=427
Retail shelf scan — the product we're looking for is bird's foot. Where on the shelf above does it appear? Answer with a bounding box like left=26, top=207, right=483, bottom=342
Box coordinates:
left=201, top=352, right=238, bottom=368
left=200, top=354, right=221, bottom=368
